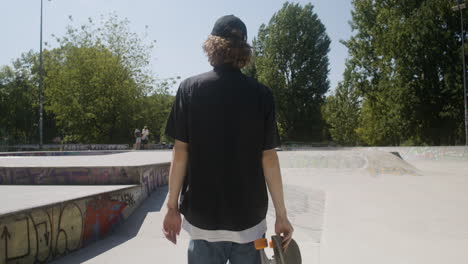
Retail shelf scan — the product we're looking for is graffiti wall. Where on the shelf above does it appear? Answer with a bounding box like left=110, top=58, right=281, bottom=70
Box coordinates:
left=0, top=164, right=170, bottom=264
left=140, top=164, right=170, bottom=196
left=0, top=187, right=142, bottom=264
left=0, top=167, right=140, bottom=185
left=0, top=151, right=126, bottom=157
left=3, top=144, right=129, bottom=152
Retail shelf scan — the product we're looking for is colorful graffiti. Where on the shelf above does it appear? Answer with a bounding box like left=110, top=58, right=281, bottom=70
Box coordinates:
left=0, top=187, right=144, bottom=264
left=141, top=165, right=169, bottom=195
left=0, top=151, right=126, bottom=157
left=82, top=195, right=127, bottom=246
left=0, top=167, right=139, bottom=185
left=0, top=201, right=85, bottom=264
left=0, top=163, right=170, bottom=264
left=2, top=144, right=129, bottom=152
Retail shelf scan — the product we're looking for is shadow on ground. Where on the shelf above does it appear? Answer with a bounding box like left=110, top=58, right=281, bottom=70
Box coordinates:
left=52, top=186, right=168, bottom=264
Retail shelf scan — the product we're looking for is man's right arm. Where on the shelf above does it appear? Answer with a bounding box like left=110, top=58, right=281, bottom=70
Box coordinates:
left=162, top=140, right=189, bottom=245
left=262, top=148, right=294, bottom=249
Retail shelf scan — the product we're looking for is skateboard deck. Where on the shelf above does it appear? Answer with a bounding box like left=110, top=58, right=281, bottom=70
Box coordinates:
left=255, top=235, right=302, bottom=264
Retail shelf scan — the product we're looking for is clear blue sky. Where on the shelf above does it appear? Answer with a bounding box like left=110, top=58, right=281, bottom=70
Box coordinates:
left=0, top=0, right=353, bottom=93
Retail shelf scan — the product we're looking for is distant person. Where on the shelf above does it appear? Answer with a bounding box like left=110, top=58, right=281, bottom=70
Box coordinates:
left=142, top=126, right=150, bottom=149
left=134, top=128, right=141, bottom=150
left=162, top=15, right=293, bottom=264
left=53, top=136, right=63, bottom=151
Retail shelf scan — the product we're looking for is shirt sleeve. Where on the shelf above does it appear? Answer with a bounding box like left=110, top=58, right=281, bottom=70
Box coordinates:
left=263, top=88, right=281, bottom=150
left=165, top=85, right=189, bottom=143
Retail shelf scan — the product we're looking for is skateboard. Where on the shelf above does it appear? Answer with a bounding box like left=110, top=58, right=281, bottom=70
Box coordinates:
left=254, top=235, right=302, bottom=264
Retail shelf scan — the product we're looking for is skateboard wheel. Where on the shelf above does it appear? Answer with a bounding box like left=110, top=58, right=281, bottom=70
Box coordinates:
left=269, top=240, right=275, bottom=248
left=254, top=238, right=268, bottom=250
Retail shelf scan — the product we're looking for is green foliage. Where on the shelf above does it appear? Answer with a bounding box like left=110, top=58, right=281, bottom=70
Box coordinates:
left=253, top=2, right=331, bottom=141
left=322, top=67, right=361, bottom=145
left=0, top=52, right=42, bottom=144
left=44, top=45, right=141, bottom=143
left=241, top=44, right=258, bottom=79
left=344, top=0, right=466, bottom=145
left=42, top=14, right=170, bottom=144
left=0, top=51, right=60, bottom=145
left=0, top=14, right=174, bottom=145
left=135, top=78, right=176, bottom=143
left=53, top=14, right=156, bottom=93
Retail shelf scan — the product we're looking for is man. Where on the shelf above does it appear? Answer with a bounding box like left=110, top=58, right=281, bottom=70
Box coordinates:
left=142, top=126, right=150, bottom=149
left=163, top=15, right=293, bottom=264
left=134, top=128, right=141, bottom=150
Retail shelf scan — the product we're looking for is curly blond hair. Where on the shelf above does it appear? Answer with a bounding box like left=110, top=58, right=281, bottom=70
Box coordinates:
left=203, top=35, right=252, bottom=69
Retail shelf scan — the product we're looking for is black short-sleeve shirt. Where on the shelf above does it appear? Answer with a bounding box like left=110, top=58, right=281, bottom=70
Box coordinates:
left=165, top=64, right=281, bottom=231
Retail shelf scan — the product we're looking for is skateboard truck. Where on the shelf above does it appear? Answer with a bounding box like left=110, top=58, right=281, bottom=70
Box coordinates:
left=254, top=235, right=302, bottom=264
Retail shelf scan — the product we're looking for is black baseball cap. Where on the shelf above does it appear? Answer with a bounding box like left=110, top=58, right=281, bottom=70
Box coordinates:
left=211, top=15, right=247, bottom=41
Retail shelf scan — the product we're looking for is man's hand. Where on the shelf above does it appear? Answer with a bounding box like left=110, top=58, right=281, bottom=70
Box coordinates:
left=275, top=216, right=294, bottom=250
left=163, top=208, right=181, bottom=244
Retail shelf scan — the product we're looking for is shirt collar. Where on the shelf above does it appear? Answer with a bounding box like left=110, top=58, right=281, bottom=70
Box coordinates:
left=214, top=64, right=241, bottom=73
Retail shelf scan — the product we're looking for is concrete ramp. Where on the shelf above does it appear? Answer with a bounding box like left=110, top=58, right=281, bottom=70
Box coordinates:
left=0, top=185, right=147, bottom=264
left=373, top=146, right=468, bottom=161
left=0, top=151, right=170, bottom=185
left=278, top=150, right=421, bottom=177
left=49, top=148, right=468, bottom=264
left=2, top=148, right=467, bottom=264
left=0, top=151, right=171, bottom=264
left=278, top=151, right=368, bottom=169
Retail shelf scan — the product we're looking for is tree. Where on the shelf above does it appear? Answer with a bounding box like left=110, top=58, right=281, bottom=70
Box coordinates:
left=0, top=14, right=176, bottom=145
left=242, top=42, right=258, bottom=79
left=54, top=14, right=156, bottom=93
left=43, top=14, right=157, bottom=143
left=0, top=51, right=59, bottom=145
left=254, top=2, right=331, bottom=141
left=0, top=53, right=38, bottom=144
left=344, top=0, right=465, bottom=145
left=135, top=78, right=177, bottom=143
left=44, top=45, right=141, bottom=143
left=322, top=66, right=361, bottom=145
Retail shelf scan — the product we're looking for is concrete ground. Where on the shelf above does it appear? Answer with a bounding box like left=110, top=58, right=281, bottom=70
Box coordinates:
left=0, top=185, right=136, bottom=216
left=45, top=150, right=468, bottom=264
